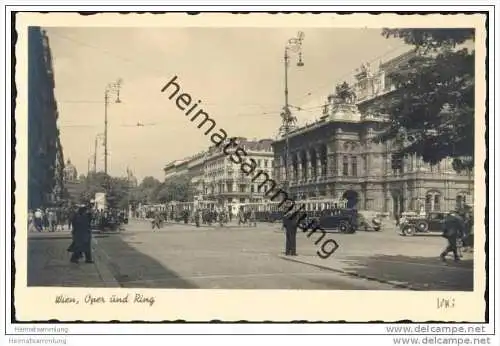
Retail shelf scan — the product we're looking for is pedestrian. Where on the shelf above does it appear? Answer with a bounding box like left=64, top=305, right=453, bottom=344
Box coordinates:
left=237, top=207, right=245, bottom=226
left=195, top=209, right=201, bottom=227
left=440, top=209, right=466, bottom=262
left=42, top=208, right=49, bottom=229
left=28, top=209, right=36, bottom=232
left=282, top=207, right=298, bottom=256
left=34, top=208, right=43, bottom=232
left=47, top=208, right=57, bottom=232
left=219, top=208, right=226, bottom=227
left=68, top=205, right=93, bottom=264
left=152, top=211, right=161, bottom=230
left=249, top=208, right=256, bottom=227
left=67, top=206, right=74, bottom=232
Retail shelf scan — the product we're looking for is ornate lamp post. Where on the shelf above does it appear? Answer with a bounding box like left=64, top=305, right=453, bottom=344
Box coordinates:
left=104, top=78, right=123, bottom=176
left=281, top=31, right=305, bottom=191
left=93, top=133, right=104, bottom=173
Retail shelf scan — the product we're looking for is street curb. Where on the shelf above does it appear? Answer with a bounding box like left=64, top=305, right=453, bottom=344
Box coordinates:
left=279, top=256, right=419, bottom=291
left=92, top=238, right=121, bottom=288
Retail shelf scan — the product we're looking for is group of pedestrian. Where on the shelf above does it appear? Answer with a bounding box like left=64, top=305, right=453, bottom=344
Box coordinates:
left=237, top=207, right=257, bottom=227
left=28, top=206, right=73, bottom=232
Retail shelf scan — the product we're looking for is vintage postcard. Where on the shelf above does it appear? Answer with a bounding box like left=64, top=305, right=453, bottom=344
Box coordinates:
left=12, top=12, right=488, bottom=322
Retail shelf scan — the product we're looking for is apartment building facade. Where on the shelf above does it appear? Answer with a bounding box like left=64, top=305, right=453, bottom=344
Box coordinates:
left=164, top=137, right=274, bottom=214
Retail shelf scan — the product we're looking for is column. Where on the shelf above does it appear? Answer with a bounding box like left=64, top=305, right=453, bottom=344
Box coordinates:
left=304, top=151, right=310, bottom=180
left=317, top=146, right=323, bottom=178
left=327, top=155, right=335, bottom=178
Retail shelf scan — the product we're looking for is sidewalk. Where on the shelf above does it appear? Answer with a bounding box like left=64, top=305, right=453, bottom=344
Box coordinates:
left=27, top=230, right=119, bottom=287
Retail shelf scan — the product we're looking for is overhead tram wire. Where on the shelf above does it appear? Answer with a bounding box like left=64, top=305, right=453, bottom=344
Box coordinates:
left=49, top=31, right=408, bottom=124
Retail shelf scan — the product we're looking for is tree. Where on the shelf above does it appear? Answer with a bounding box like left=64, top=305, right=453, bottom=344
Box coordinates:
left=128, top=176, right=163, bottom=206
left=77, top=172, right=130, bottom=209
left=156, top=174, right=195, bottom=203
left=369, top=28, right=475, bottom=172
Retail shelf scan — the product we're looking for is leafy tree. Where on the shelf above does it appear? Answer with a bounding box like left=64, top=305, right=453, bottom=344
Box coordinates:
left=369, top=28, right=475, bottom=172
left=77, top=172, right=130, bottom=209
left=128, top=176, right=162, bottom=206
left=156, top=174, right=195, bottom=203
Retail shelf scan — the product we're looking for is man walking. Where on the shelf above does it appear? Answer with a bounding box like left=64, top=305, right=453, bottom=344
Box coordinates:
left=152, top=211, right=162, bottom=230
left=237, top=207, right=245, bottom=226
left=68, top=205, right=93, bottom=264
left=440, top=209, right=466, bottom=262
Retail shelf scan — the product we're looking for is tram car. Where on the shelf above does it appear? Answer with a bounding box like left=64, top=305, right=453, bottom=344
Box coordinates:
left=239, top=198, right=358, bottom=233
left=239, top=201, right=286, bottom=223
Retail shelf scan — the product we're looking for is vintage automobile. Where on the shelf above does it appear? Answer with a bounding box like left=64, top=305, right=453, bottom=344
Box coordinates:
left=399, top=211, right=447, bottom=236
left=300, top=208, right=358, bottom=234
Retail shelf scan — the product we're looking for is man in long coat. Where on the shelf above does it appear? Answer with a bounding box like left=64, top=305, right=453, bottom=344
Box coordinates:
left=68, top=205, right=93, bottom=263
left=440, top=210, right=466, bottom=262
left=282, top=206, right=298, bottom=256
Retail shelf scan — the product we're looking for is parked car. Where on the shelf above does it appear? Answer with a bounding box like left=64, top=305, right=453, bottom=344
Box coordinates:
left=399, top=211, right=447, bottom=236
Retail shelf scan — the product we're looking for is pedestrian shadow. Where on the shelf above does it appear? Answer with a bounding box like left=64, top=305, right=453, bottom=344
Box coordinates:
left=95, top=234, right=198, bottom=289
left=339, top=254, right=474, bottom=291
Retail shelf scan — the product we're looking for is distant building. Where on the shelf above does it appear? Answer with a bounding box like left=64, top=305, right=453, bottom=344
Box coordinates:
left=163, top=137, right=275, bottom=214
left=126, top=167, right=138, bottom=188
left=272, top=51, right=473, bottom=217
left=62, top=158, right=85, bottom=203
left=63, top=159, right=78, bottom=182
left=28, top=27, right=63, bottom=209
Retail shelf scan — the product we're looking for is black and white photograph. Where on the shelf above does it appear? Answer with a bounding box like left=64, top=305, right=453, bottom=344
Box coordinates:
left=9, top=11, right=489, bottom=326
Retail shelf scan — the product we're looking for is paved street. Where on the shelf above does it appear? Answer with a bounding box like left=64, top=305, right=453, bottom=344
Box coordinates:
left=28, top=219, right=473, bottom=290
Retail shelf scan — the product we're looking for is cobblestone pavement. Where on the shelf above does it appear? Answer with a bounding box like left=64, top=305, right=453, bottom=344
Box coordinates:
left=54, top=219, right=473, bottom=290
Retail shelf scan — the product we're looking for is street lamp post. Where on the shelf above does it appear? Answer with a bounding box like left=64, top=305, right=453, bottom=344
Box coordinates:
left=281, top=31, right=305, bottom=191
left=104, top=78, right=123, bottom=176
left=94, top=133, right=104, bottom=173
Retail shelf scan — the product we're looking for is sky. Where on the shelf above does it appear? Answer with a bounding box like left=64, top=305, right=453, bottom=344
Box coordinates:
left=45, top=27, right=410, bottom=182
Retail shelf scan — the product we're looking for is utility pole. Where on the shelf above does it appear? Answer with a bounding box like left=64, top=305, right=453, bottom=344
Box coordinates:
left=94, top=135, right=98, bottom=173
left=281, top=31, right=304, bottom=191
left=104, top=78, right=123, bottom=176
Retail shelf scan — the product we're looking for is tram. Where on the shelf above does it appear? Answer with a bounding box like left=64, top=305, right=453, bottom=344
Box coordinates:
left=240, top=198, right=357, bottom=233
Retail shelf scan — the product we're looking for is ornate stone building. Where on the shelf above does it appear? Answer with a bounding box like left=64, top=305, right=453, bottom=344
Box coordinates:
left=28, top=27, right=63, bottom=208
left=272, top=51, right=473, bottom=217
